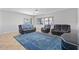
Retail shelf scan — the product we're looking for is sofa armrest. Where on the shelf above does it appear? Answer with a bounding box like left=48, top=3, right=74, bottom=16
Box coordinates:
left=33, top=27, right=36, bottom=31
left=18, top=25, right=23, bottom=30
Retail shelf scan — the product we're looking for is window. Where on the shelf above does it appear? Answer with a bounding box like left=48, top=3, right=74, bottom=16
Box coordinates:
left=49, top=17, right=53, bottom=25
left=41, top=18, right=44, bottom=25
left=45, top=18, right=49, bottom=25
left=36, top=17, right=54, bottom=25
left=37, top=18, right=42, bottom=24
left=24, top=18, right=32, bottom=24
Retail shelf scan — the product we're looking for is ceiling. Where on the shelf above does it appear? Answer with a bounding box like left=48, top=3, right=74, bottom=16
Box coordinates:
left=0, top=8, right=67, bottom=15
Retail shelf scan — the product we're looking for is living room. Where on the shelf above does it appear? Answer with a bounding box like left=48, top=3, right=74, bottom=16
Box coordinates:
left=0, top=8, right=78, bottom=50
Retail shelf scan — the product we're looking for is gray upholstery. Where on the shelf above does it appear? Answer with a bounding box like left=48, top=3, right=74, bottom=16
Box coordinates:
left=41, top=25, right=51, bottom=33
left=18, top=23, right=36, bottom=34
left=51, top=24, right=71, bottom=36
left=54, top=24, right=71, bottom=32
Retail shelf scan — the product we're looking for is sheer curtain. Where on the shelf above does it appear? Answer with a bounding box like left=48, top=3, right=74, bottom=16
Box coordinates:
left=36, top=17, right=54, bottom=28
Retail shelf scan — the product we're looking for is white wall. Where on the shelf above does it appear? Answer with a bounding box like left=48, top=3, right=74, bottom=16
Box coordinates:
left=78, top=9, right=79, bottom=49
left=0, top=11, right=2, bottom=33
left=0, top=10, right=31, bottom=34
left=35, top=8, right=78, bottom=44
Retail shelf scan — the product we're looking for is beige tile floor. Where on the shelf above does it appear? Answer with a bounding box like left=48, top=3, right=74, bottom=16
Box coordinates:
left=0, top=32, right=25, bottom=50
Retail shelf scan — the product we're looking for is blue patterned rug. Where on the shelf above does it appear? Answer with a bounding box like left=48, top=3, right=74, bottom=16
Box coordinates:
left=15, top=32, right=62, bottom=50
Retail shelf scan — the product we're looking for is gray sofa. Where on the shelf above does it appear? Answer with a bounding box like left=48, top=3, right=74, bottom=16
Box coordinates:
left=41, top=25, right=51, bottom=33
left=51, top=24, right=71, bottom=36
left=18, top=23, right=36, bottom=34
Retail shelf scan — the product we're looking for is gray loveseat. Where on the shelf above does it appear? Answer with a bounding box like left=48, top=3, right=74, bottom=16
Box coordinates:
left=18, top=23, right=36, bottom=34
left=51, top=24, right=71, bottom=36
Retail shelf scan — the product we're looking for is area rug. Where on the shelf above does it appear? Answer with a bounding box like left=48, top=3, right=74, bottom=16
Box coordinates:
left=15, top=32, right=62, bottom=50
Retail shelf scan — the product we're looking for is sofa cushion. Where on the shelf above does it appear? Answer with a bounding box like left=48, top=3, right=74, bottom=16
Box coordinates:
left=44, top=25, right=51, bottom=29
left=22, top=23, right=33, bottom=29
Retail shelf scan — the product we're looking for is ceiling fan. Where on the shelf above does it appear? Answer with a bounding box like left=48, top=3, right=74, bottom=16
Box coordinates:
left=33, top=9, right=39, bottom=15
